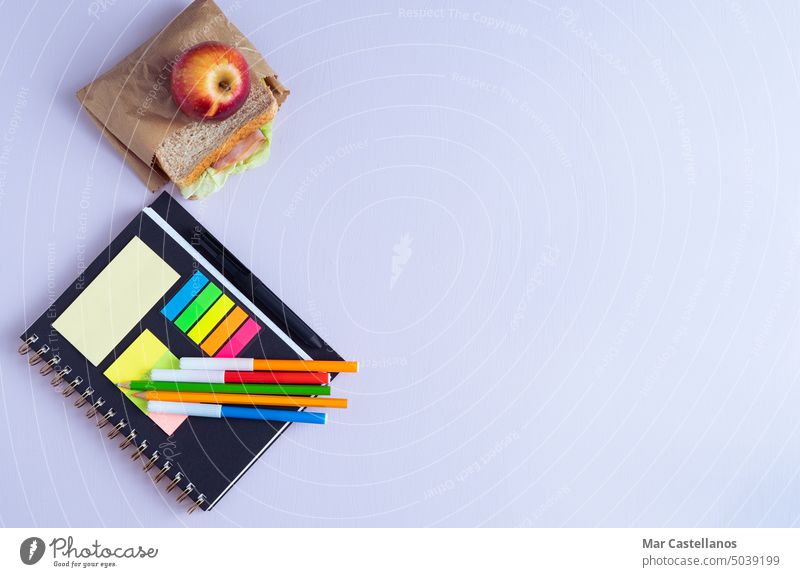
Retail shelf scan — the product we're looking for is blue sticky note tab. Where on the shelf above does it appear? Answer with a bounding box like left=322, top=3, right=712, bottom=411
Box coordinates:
left=161, top=270, right=209, bottom=321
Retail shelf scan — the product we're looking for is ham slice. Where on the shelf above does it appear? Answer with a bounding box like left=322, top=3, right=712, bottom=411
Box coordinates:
left=212, top=129, right=266, bottom=172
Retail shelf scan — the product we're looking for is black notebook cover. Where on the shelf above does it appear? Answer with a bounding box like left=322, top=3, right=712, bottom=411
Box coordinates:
left=19, top=192, right=341, bottom=511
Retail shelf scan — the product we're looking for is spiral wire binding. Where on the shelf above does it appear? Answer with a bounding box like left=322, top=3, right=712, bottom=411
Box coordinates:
left=19, top=333, right=205, bottom=513
left=51, top=366, right=71, bottom=386
left=62, top=376, right=82, bottom=397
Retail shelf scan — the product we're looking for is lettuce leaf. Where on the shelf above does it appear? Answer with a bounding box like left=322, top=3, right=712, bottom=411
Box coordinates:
left=179, top=122, right=272, bottom=199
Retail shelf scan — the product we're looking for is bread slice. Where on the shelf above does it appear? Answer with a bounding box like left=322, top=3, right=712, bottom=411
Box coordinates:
left=154, top=76, right=277, bottom=188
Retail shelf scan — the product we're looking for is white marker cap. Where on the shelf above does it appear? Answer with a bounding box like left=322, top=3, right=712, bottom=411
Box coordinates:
left=180, top=357, right=253, bottom=371
left=149, top=368, right=226, bottom=383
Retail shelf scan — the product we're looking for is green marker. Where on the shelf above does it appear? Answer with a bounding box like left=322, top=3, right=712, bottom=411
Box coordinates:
left=120, top=381, right=330, bottom=396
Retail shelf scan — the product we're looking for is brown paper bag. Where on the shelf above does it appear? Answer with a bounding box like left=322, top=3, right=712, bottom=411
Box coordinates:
left=77, top=0, right=288, bottom=191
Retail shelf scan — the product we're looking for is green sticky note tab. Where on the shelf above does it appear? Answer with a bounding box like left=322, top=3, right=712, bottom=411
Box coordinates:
left=175, top=283, right=223, bottom=332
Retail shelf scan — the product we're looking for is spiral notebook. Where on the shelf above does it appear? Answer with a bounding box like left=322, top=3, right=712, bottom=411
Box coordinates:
left=19, top=192, right=342, bottom=512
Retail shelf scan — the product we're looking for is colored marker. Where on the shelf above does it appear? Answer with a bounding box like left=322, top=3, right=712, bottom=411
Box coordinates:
left=120, top=381, right=330, bottom=396
left=147, top=400, right=327, bottom=424
left=134, top=390, right=347, bottom=408
left=180, top=357, right=359, bottom=373
left=149, top=368, right=329, bottom=385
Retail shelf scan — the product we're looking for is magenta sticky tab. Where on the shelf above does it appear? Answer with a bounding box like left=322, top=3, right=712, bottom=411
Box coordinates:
left=214, top=319, right=261, bottom=358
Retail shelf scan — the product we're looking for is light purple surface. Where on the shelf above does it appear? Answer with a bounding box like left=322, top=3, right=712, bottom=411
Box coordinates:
left=1, top=0, right=800, bottom=527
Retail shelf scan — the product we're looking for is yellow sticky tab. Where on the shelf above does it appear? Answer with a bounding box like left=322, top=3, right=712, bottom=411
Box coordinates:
left=187, top=294, right=234, bottom=344
left=104, top=330, right=178, bottom=383
left=52, top=237, right=179, bottom=366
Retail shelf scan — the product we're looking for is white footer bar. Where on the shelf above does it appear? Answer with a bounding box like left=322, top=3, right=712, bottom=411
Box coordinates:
left=1, top=528, right=797, bottom=576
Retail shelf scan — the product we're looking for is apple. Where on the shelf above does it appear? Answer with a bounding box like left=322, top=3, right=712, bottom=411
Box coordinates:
left=170, top=41, right=250, bottom=121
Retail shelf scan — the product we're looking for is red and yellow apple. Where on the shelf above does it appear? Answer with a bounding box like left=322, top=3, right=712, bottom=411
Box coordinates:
left=170, top=41, right=250, bottom=121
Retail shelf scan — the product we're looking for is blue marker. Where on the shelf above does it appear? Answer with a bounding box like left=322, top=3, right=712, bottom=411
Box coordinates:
left=147, top=400, right=327, bottom=424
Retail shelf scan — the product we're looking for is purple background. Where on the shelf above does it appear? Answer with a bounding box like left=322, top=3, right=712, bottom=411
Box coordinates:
left=2, top=0, right=800, bottom=527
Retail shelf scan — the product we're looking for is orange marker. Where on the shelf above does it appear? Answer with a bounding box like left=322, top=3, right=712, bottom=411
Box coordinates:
left=180, top=357, right=359, bottom=373
left=134, top=390, right=347, bottom=409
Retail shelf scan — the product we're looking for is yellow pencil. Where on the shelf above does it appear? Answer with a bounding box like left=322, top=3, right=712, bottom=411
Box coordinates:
left=134, top=390, right=348, bottom=409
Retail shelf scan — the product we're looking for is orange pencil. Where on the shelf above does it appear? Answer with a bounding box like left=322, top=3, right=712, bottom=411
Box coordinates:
left=134, top=390, right=348, bottom=409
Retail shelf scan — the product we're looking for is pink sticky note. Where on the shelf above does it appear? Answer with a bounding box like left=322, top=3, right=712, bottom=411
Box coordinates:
left=149, top=412, right=187, bottom=436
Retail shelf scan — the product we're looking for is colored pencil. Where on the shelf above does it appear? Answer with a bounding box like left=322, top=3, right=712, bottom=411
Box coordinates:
left=147, top=400, right=327, bottom=424
left=180, top=357, right=359, bottom=373
left=120, top=381, right=330, bottom=396
left=149, top=368, right=329, bottom=385
left=134, top=390, right=347, bottom=408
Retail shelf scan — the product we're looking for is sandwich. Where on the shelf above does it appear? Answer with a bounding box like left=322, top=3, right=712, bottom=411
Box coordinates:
left=155, top=40, right=282, bottom=199
left=156, top=61, right=279, bottom=199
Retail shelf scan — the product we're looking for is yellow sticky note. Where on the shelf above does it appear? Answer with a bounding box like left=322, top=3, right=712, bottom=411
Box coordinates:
left=104, top=330, right=184, bottom=435
left=103, top=330, right=178, bottom=383
left=52, top=237, right=179, bottom=366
